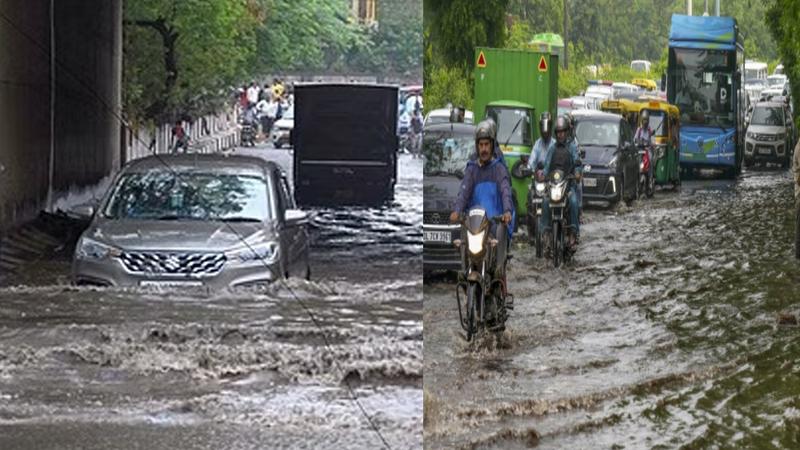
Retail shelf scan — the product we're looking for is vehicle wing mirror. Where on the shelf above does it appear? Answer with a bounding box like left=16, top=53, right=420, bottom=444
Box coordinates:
left=68, top=203, right=95, bottom=220
left=579, top=149, right=586, bottom=159
left=285, top=209, right=309, bottom=227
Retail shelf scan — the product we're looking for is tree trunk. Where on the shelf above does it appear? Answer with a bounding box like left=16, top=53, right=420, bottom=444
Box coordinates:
left=126, top=18, right=179, bottom=121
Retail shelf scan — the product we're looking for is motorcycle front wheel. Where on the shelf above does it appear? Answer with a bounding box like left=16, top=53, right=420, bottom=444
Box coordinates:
left=466, top=283, right=479, bottom=341
left=535, top=218, right=543, bottom=258
left=553, top=222, right=562, bottom=268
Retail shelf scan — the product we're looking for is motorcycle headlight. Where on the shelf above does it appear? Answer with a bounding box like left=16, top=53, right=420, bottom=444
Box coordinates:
left=76, top=237, right=120, bottom=260
left=550, top=184, right=565, bottom=202
left=226, top=242, right=279, bottom=263
left=535, top=182, right=546, bottom=194
left=467, top=230, right=486, bottom=255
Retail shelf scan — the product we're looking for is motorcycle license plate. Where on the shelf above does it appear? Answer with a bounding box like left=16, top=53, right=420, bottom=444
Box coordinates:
left=424, top=230, right=451, bottom=243
left=759, top=147, right=772, bottom=155
left=583, top=177, right=597, bottom=187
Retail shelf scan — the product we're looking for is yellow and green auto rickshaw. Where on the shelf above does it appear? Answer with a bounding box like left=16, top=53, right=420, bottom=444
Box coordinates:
left=631, top=78, right=658, bottom=92
left=600, top=98, right=640, bottom=130
left=634, top=99, right=681, bottom=189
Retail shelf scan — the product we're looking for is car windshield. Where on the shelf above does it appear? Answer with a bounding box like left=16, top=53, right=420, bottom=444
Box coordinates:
left=423, top=129, right=473, bottom=177
left=486, top=107, right=532, bottom=146
left=104, top=172, right=270, bottom=221
left=670, top=48, right=735, bottom=128
left=750, top=106, right=784, bottom=126
left=768, top=77, right=785, bottom=87
left=425, top=115, right=449, bottom=126
left=575, top=120, right=619, bottom=146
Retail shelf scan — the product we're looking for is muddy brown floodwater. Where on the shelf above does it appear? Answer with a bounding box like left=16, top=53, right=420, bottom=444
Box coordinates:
left=0, top=150, right=422, bottom=450
left=424, top=168, right=800, bottom=449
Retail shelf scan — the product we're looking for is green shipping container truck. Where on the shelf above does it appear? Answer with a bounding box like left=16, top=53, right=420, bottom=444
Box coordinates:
left=473, top=47, right=558, bottom=218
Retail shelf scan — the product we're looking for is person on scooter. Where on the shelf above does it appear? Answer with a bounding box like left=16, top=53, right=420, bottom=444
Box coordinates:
left=450, top=119, right=514, bottom=279
left=540, top=115, right=581, bottom=249
left=530, top=112, right=554, bottom=170
left=635, top=109, right=655, bottom=182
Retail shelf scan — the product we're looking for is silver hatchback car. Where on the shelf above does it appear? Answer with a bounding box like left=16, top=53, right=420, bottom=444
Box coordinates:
left=71, top=154, right=310, bottom=289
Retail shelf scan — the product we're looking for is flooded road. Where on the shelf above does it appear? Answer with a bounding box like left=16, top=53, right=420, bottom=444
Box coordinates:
left=0, top=148, right=422, bottom=449
left=424, top=168, right=800, bottom=449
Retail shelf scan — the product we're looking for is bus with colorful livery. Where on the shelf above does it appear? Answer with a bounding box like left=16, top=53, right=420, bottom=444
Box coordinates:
left=667, top=14, right=745, bottom=177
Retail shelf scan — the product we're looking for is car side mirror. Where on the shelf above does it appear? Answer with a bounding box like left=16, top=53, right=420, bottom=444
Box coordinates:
left=68, top=204, right=95, bottom=220
left=579, top=149, right=586, bottom=159
left=285, top=209, right=308, bottom=226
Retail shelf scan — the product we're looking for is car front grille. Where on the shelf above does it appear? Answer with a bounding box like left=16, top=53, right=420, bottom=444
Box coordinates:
left=423, top=211, right=450, bottom=225
left=120, top=251, right=226, bottom=276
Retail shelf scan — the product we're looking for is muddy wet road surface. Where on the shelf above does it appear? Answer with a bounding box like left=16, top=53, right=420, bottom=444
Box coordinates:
left=424, top=168, right=800, bottom=449
left=0, top=147, right=422, bottom=450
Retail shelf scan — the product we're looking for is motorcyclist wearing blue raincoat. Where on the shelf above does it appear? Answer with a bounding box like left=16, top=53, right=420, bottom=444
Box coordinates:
left=450, top=120, right=514, bottom=278
left=540, top=116, right=581, bottom=249
left=530, top=112, right=555, bottom=170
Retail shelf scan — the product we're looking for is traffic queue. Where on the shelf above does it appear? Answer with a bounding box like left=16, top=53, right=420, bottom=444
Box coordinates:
left=422, top=13, right=788, bottom=341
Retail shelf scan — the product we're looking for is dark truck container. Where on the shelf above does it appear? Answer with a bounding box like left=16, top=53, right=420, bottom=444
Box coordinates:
left=293, top=83, right=398, bottom=206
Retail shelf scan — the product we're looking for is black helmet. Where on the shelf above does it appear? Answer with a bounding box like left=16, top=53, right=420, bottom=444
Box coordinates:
left=555, top=115, right=569, bottom=143
left=475, top=119, right=496, bottom=145
left=539, top=112, right=552, bottom=137
left=640, top=109, right=650, bottom=125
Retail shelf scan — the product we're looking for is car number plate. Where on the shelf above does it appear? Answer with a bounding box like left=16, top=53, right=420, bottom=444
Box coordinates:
left=140, top=280, right=203, bottom=288
left=583, top=177, right=597, bottom=187
left=758, top=147, right=772, bottom=155
left=424, top=231, right=451, bottom=243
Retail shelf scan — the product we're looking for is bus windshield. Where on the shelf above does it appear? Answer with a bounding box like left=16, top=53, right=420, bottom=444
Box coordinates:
left=670, top=48, right=735, bottom=128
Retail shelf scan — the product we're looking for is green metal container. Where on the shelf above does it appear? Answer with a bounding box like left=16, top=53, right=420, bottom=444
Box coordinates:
left=473, top=47, right=558, bottom=217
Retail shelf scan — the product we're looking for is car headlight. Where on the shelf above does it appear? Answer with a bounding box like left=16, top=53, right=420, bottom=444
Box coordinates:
left=747, top=131, right=755, bottom=139
left=607, top=156, right=617, bottom=170
left=76, top=237, right=120, bottom=260
left=226, top=242, right=279, bottom=263
left=467, top=230, right=485, bottom=255
left=777, top=133, right=786, bottom=141
left=550, top=184, right=565, bottom=202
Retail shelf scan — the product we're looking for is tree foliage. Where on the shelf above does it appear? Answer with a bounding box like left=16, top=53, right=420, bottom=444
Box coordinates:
left=766, top=0, right=799, bottom=127
left=124, top=0, right=259, bottom=124
left=124, top=0, right=421, bottom=124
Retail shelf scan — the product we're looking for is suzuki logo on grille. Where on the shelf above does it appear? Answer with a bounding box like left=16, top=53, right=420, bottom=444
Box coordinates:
left=164, top=255, right=181, bottom=271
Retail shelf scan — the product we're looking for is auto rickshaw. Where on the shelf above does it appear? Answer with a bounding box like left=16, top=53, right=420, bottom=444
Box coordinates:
left=600, top=98, right=640, bottom=130
left=633, top=99, right=681, bottom=189
left=632, top=78, right=658, bottom=92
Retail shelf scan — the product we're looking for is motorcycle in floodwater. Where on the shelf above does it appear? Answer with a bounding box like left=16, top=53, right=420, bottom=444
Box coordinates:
left=637, top=142, right=655, bottom=198
left=513, top=161, right=545, bottom=258
left=547, top=169, right=578, bottom=268
left=454, top=207, right=512, bottom=341
left=240, top=120, right=257, bottom=147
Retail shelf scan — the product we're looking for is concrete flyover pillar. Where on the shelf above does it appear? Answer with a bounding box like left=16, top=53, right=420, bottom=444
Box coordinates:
left=0, top=0, right=122, bottom=232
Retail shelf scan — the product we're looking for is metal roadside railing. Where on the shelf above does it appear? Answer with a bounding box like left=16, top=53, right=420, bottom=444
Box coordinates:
left=123, top=107, right=241, bottom=163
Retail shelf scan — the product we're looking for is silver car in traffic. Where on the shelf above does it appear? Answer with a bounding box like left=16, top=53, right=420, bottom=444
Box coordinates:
left=72, top=154, right=311, bottom=289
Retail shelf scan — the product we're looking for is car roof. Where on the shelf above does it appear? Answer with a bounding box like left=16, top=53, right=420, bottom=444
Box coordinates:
left=424, top=122, right=476, bottom=134
left=754, top=101, right=785, bottom=108
left=122, top=153, right=278, bottom=177
left=570, top=109, right=622, bottom=121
